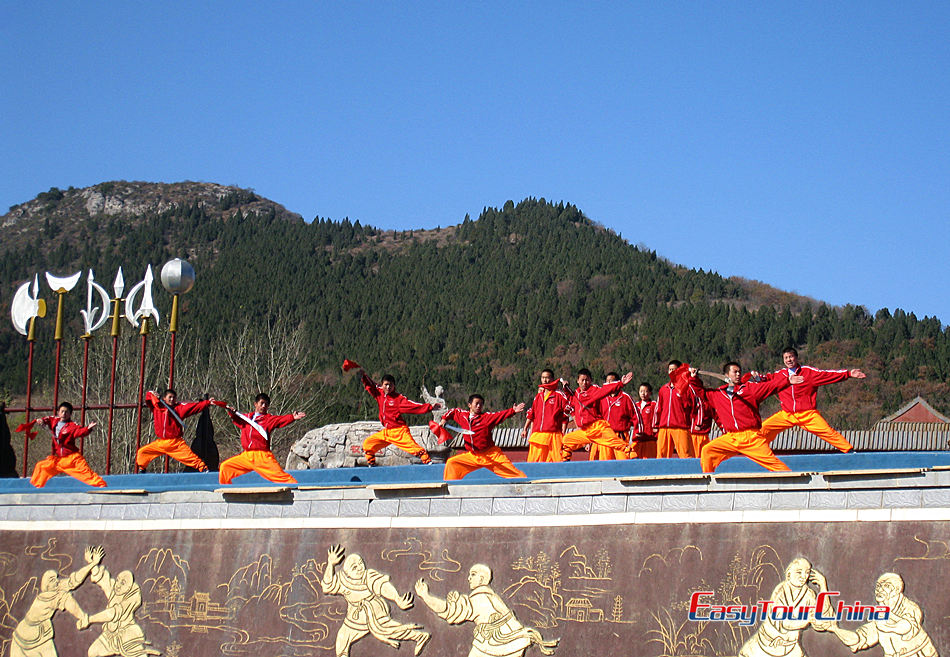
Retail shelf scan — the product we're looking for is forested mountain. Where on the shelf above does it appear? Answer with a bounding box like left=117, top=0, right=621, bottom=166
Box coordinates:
left=2, top=182, right=948, bottom=430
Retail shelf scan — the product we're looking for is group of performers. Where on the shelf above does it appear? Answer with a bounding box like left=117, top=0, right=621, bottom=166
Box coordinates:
left=349, top=348, right=865, bottom=481
left=17, top=347, right=864, bottom=487
left=19, top=389, right=305, bottom=488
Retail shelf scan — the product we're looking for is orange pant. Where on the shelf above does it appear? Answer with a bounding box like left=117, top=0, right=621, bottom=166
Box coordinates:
left=136, top=438, right=207, bottom=471
left=219, top=450, right=297, bottom=484
left=527, top=432, right=563, bottom=462
left=590, top=431, right=630, bottom=460
left=363, top=427, right=430, bottom=462
left=759, top=410, right=853, bottom=452
left=31, top=452, right=106, bottom=488
left=443, top=446, right=526, bottom=480
left=630, top=436, right=657, bottom=459
left=658, top=427, right=693, bottom=458
left=700, top=430, right=791, bottom=473
left=691, top=433, right=710, bottom=458
left=562, top=420, right=629, bottom=460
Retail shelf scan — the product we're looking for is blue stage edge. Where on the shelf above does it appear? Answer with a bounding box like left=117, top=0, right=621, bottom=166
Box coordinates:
left=2, top=450, right=949, bottom=494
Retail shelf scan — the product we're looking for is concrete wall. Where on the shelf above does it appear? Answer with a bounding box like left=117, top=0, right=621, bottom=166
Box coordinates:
left=1, top=463, right=948, bottom=657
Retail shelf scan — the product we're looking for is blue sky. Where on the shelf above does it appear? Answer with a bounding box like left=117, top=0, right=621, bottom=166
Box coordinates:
left=3, top=2, right=949, bottom=324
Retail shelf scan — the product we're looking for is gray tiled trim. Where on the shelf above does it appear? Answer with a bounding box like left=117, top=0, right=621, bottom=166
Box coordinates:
left=882, top=490, right=922, bottom=508
left=2, top=472, right=950, bottom=523
left=808, top=490, right=846, bottom=509
left=733, top=492, right=771, bottom=510
left=492, top=498, right=526, bottom=516
left=147, top=504, right=176, bottom=519
left=557, top=496, right=592, bottom=515
left=368, top=499, right=400, bottom=517
left=428, top=499, right=461, bottom=516
left=697, top=493, right=734, bottom=511
left=591, top=495, right=627, bottom=514
left=308, top=500, right=341, bottom=517
left=921, top=489, right=950, bottom=507
left=398, top=499, right=431, bottom=517
left=661, top=494, right=698, bottom=512
left=626, top=494, right=663, bottom=512
left=769, top=492, right=810, bottom=510
left=199, top=503, right=228, bottom=519
left=525, top=497, right=559, bottom=516
left=339, top=500, right=370, bottom=517
left=846, top=490, right=883, bottom=509
left=459, top=498, right=493, bottom=516
left=173, top=503, right=201, bottom=519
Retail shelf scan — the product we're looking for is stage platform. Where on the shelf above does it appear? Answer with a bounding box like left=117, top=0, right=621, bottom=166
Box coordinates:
left=2, top=450, right=950, bottom=495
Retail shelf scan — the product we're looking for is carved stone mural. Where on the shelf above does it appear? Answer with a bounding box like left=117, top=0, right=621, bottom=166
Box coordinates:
left=0, top=523, right=946, bottom=656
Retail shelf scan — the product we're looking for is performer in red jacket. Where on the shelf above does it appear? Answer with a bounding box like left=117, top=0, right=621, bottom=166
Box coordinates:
left=655, top=360, right=694, bottom=458
left=633, top=383, right=658, bottom=459
left=137, top=389, right=214, bottom=472
left=560, top=369, right=634, bottom=461
left=219, top=393, right=304, bottom=484
left=360, top=370, right=439, bottom=466
left=687, top=372, right=714, bottom=457
left=759, top=348, right=864, bottom=452
left=593, top=372, right=642, bottom=460
left=521, top=369, right=570, bottom=462
left=22, top=402, right=106, bottom=487
left=698, top=362, right=802, bottom=472
left=441, top=395, right=526, bottom=480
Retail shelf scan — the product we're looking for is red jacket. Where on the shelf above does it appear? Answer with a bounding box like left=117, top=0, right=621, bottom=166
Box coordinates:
left=362, top=374, right=434, bottom=429
left=637, top=400, right=658, bottom=437
left=655, top=383, right=692, bottom=430
left=766, top=366, right=850, bottom=413
left=688, top=377, right=713, bottom=435
left=703, top=375, right=790, bottom=433
left=568, top=380, right=624, bottom=429
left=146, top=391, right=210, bottom=440
left=38, top=417, right=90, bottom=457
left=443, top=407, right=517, bottom=452
left=599, top=392, right=640, bottom=434
left=228, top=410, right=297, bottom=451
left=526, top=389, right=570, bottom=434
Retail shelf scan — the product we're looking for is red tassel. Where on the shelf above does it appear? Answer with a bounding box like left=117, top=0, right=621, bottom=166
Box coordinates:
left=429, top=421, right=452, bottom=445
left=15, top=422, right=38, bottom=440
left=670, top=363, right=692, bottom=396
left=342, top=359, right=361, bottom=372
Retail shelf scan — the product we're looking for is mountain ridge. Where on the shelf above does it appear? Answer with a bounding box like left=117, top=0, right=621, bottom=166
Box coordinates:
left=1, top=181, right=947, bottom=429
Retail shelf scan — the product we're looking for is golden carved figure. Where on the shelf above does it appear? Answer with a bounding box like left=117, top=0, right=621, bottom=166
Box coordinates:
left=83, top=565, right=158, bottom=657
left=415, top=564, right=558, bottom=657
left=321, top=545, right=429, bottom=657
left=10, top=546, right=103, bottom=657
left=738, top=557, right=832, bottom=657
left=830, top=573, right=938, bottom=657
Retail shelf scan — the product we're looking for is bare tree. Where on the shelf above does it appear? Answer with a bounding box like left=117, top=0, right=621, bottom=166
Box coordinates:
left=49, top=310, right=344, bottom=473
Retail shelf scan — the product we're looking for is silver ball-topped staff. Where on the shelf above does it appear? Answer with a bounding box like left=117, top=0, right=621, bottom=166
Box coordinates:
left=160, top=258, right=195, bottom=391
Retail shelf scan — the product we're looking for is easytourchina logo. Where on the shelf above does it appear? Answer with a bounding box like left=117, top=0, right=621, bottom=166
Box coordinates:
left=688, top=591, right=890, bottom=627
